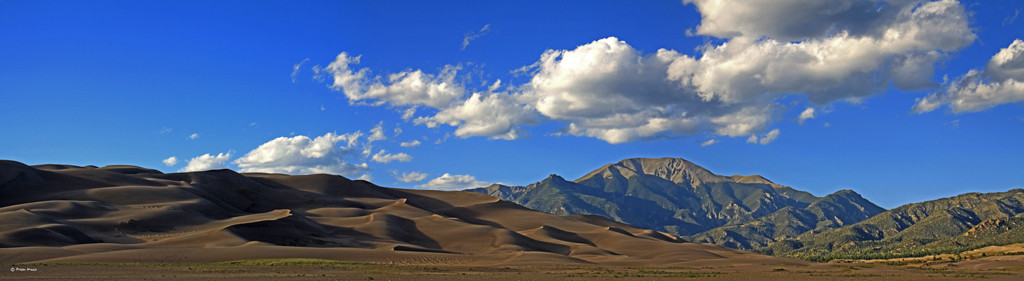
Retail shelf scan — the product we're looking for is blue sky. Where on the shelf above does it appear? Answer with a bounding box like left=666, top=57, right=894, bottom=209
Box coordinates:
left=1, top=0, right=1022, bottom=208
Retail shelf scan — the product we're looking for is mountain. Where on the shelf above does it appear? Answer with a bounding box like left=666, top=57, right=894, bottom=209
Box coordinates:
left=467, top=157, right=884, bottom=250
left=693, top=190, right=884, bottom=249
left=762, top=188, right=1024, bottom=261
left=0, top=160, right=784, bottom=266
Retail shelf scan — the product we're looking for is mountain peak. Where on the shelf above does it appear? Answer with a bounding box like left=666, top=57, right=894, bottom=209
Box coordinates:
left=820, top=189, right=863, bottom=199
left=577, top=157, right=728, bottom=187
left=545, top=174, right=567, bottom=181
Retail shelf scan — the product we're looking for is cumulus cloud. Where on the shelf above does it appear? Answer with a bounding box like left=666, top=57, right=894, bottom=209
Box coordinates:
left=687, top=0, right=919, bottom=42
left=462, top=24, right=491, bottom=50
left=798, top=107, right=816, bottom=124
left=325, top=52, right=465, bottom=109
left=322, top=0, right=976, bottom=145
left=415, top=92, right=539, bottom=140
left=181, top=153, right=232, bottom=172
left=162, top=156, right=178, bottom=166
left=522, top=0, right=971, bottom=143
left=360, top=122, right=388, bottom=156
left=700, top=139, right=719, bottom=147
left=232, top=132, right=370, bottom=177
left=417, top=173, right=488, bottom=190
left=671, top=1, right=974, bottom=104
left=396, top=171, right=428, bottom=183
left=523, top=37, right=709, bottom=143
left=324, top=51, right=538, bottom=140
left=914, top=39, right=1024, bottom=113
left=371, top=150, right=412, bottom=163
left=175, top=123, right=414, bottom=180
left=400, top=140, right=421, bottom=147
left=706, top=105, right=774, bottom=137
left=189, top=133, right=199, bottom=140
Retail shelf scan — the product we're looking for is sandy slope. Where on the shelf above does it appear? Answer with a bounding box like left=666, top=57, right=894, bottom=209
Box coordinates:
left=0, top=160, right=796, bottom=267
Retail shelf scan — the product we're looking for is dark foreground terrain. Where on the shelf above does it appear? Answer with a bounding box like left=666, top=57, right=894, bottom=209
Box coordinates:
left=6, top=257, right=1024, bottom=281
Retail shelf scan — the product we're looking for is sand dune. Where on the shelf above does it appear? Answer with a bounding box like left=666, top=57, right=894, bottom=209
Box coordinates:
left=0, top=160, right=798, bottom=266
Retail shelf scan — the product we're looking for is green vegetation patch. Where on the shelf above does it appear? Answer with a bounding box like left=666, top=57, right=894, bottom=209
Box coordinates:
left=998, top=264, right=1024, bottom=271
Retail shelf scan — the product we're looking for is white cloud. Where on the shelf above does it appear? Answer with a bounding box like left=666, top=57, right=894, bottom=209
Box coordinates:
left=181, top=153, right=232, bottom=172
left=361, top=122, right=388, bottom=156
left=686, top=0, right=939, bottom=42
left=396, top=171, right=428, bottom=183
left=914, top=39, right=1024, bottom=113
left=162, top=156, right=178, bottom=166
left=401, top=107, right=417, bottom=120
left=325, top=52, right=465, bottom=109
left=371, top=150, right=412, bottom=163
left=417, top=173, right=488, bottom=190
left=292, top=58, right=309, bottom=83
left=324, top=52, right=535, bottom=140
left=521, top=37, right=711, bottom=143
left=536, top=1, right=961, bottom=130
left=988, top=39, right=1024, bottom=81
left=320, top=0, right=975, bottom=145
left=545, top=0, right=970, bottom=143
left=400, top=140, right=421, bottom=147
left=415, top=92, right=539, bottom=140
left=189, top=133, right=200, bottom=140
left=707, top=105, right=773, bottom=137
left=462, top=24, right=491, bottom=50
left=678, top=0, right=973, bottom=104
left=759, top=129, right=781, bottom=145
left=798, top=107, right=816, bottom=125
left=232, top=132, right=369, bottom=177
left=488, top=79, right=502, bottom=92
left=367, top=122, right=387, bottom=143
left=700, top=139, right=719, bottom=147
